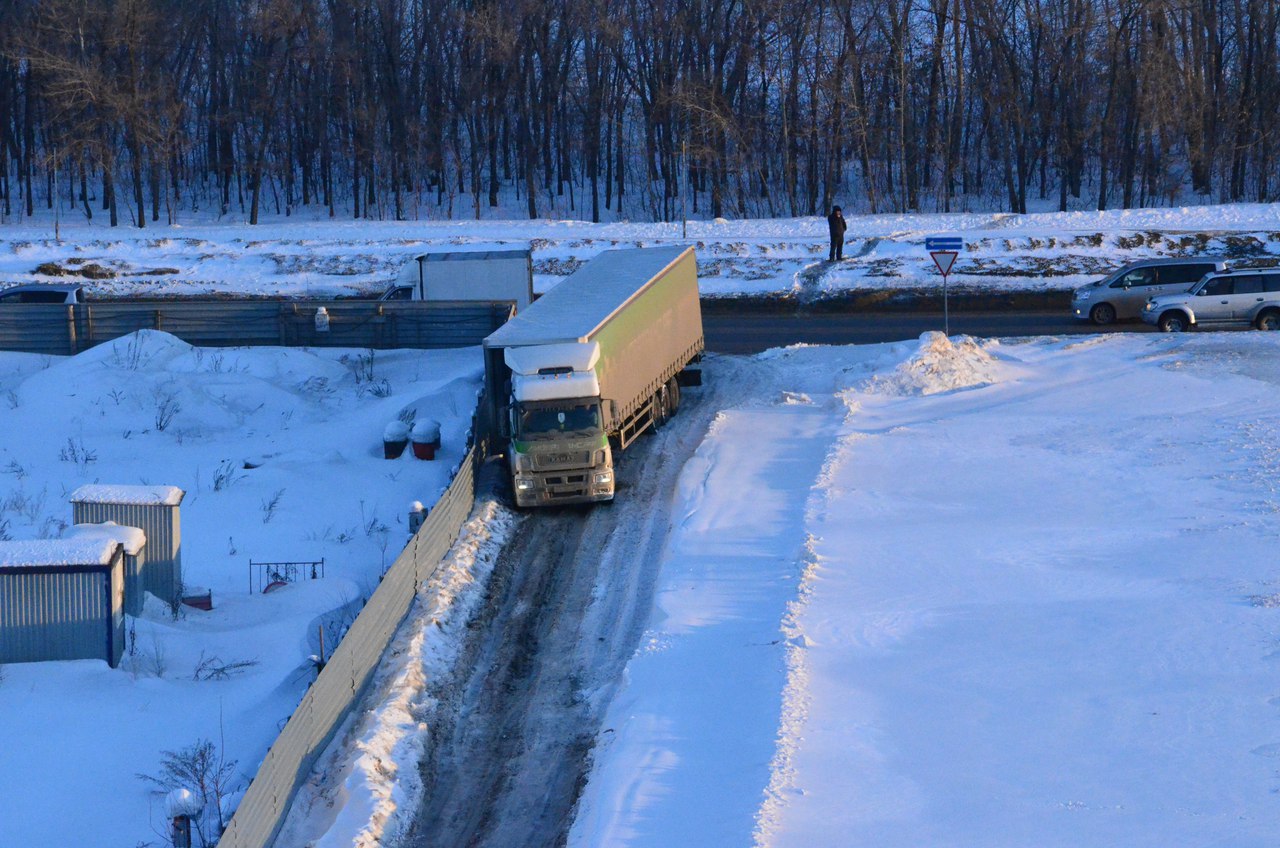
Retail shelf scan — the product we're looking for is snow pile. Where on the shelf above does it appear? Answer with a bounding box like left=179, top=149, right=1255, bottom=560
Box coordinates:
left=274, top=494, right=518, bottom=848
left=861, top=331, right=1006, bottom=396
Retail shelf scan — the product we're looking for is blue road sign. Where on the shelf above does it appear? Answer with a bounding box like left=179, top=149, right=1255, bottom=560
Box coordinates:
left=926, top=236, right=964, bottom=250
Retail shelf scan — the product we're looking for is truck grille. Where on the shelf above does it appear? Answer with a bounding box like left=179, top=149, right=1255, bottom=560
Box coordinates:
left=534, top=451, right=591, bottom=470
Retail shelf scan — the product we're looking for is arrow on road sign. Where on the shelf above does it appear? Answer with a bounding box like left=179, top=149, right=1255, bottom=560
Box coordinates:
left=930, top=250, right=958, bottom=276
left=925, top=236, right=964, bottom=251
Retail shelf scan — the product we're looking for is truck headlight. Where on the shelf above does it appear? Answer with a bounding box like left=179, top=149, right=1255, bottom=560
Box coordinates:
left=515, top=476, right=535, bottom=491
left=594, top=471, right=613, bottom=485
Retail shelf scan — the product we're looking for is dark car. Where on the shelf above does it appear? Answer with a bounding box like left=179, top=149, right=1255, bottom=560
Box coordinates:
left=0, top=284, right=86, bottom=304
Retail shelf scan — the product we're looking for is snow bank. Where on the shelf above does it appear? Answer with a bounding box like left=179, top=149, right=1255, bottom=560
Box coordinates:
left=4, top=203, right=1277, bottom=302
left=274, top=495, right=518, bottom=848
left=572, top=333, right=1280, bottom=847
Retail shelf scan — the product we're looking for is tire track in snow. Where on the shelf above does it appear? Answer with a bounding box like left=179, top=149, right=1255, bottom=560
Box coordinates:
left=401, top=357, right=750, bottom=848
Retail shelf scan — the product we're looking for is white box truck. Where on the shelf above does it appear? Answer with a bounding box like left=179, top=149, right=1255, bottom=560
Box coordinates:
left=482, top=245, right=703, bottom=507
left=381, top=248, right=533, bottom=311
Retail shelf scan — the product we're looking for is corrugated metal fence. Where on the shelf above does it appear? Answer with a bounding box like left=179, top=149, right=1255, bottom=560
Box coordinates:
left=0, top=300, right=512, bottom=355
left=218, top=443, right=484, bottom=848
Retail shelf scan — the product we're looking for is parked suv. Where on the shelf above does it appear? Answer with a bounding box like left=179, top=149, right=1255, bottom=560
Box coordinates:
left=1071, top=258, right=1226, bottom=325
left=0, top=283, right=85, bottom=304
left=1142, top=269, right=1280, bottom=332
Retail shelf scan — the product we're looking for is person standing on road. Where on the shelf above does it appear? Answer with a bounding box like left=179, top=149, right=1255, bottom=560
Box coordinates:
left=827, top=205, right=847, bottom=261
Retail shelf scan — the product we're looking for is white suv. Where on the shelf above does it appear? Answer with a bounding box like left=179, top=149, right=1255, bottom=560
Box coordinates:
left=1142, top=270, right=1280, bottom=332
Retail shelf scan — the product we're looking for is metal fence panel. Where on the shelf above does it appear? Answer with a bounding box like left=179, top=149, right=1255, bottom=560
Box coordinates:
left=0, top=301, right=512, bottom=355
left=219, top=445, right=482, bottom=848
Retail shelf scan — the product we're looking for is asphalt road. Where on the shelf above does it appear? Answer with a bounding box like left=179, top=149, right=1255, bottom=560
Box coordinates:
left=702, top=311, right=1155, bottom=353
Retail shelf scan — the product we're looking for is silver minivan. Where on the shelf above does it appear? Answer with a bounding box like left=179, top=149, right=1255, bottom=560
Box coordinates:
left=1071, top=258, right=1227, bottom=325
left=1143, top=270, right=1280, bottom=331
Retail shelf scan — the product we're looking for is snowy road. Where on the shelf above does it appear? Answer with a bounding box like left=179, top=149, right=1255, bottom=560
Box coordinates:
left=703, top=310, right=1158, bottom=352
left=400, top=360, right=743, bottom=848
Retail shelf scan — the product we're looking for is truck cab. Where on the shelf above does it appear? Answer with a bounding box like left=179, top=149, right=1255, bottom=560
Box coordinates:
left=481, top=245, right=703, bottom=509
left=504, top=343, right=614, bottom=507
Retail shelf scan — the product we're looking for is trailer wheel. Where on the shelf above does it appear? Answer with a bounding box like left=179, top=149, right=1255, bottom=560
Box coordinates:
left=652, top=387, right=669, bottom=430
left=666, top=377, right=681, bottom=416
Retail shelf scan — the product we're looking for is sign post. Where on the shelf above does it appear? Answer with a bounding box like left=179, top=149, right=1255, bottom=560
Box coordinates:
left=926, top=236, right=963, bottom=335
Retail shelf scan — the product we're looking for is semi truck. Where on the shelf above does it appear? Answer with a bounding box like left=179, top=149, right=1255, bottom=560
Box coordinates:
left=481, top=245, right=703, bottom=507
left=381, top=248, right=534, bottom=312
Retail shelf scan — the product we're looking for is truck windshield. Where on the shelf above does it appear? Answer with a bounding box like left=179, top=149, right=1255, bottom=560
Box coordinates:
left=517, top=401, right=601, bottom=440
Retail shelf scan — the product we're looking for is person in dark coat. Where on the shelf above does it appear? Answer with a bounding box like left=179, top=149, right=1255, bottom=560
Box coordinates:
left=827, top=205, right=847, bottom=260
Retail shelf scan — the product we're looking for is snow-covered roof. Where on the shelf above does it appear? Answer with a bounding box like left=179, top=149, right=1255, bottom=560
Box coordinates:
left=69, top=522, right=146, bottom=556
left=0, top=538, right=120, bottom=568
left=69, top=484, right=185, bottom=507
left=419, top=248, right=530, bottom=262
left=484, top=246, right=692, bottom=348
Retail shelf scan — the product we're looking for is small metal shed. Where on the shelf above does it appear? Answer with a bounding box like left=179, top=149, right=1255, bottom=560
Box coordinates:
left=70, top=484, right=183, bottom=608
left=0, top=537, right=126, bottom=667
left=69, top=522, right=147, bottom=616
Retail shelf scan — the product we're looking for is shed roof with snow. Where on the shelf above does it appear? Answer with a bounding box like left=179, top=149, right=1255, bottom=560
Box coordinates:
left=69, top=484, right=185, bottom=507
left=69, top=522, right=146, bottom=556
left=0, top=538, right=120, bottom=568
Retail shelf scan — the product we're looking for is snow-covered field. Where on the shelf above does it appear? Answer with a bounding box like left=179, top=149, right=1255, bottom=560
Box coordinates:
left=0, top=202, right=1278, bottom=301
left=0, top=331, right=482, bottom=847
left=571, top=332, right=1280, bottom=847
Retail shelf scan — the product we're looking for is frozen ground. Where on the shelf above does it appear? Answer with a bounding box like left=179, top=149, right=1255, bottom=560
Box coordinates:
left=0, top=331, right=482, bottom=847
left=0, top=202, right=1278, bottom=300
left=570, top=331, right=1280, bottom=847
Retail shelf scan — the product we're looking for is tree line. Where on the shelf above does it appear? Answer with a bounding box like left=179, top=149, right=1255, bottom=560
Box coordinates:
left=0, top=0, right=1277, bottom=228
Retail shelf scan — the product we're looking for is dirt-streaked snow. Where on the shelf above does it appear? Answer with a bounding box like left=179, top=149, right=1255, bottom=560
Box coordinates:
left=570, top=332, right=1280, bottom=847
left=1, top=202, right=1277, bottom=300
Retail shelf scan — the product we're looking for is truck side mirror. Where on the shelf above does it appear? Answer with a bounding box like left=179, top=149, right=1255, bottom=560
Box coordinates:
left=605, top=399, right=618, bottom=422
left=501, top=409, right=513, bottom=439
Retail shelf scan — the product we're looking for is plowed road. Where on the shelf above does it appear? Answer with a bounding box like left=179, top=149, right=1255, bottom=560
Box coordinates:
left=703, top=311, right=1153, bottom=352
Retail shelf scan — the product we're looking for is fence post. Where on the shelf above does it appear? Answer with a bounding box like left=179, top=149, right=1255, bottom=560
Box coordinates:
left=66, top=304, right=78, bottom=354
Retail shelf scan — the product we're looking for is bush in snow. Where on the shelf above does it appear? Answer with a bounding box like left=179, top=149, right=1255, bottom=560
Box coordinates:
left=192, top=651, right=260, bottom=681
left=260, top=489, right=285, bottom=524
left=110, top=332, right=152, bottom=371
left=154, top=389, right=182, bottom=432
left=58, top=436, right=97, bottom=467
left=211, top=460, right=241, bottom=492
left=138, top=738, right=239, bottom=847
